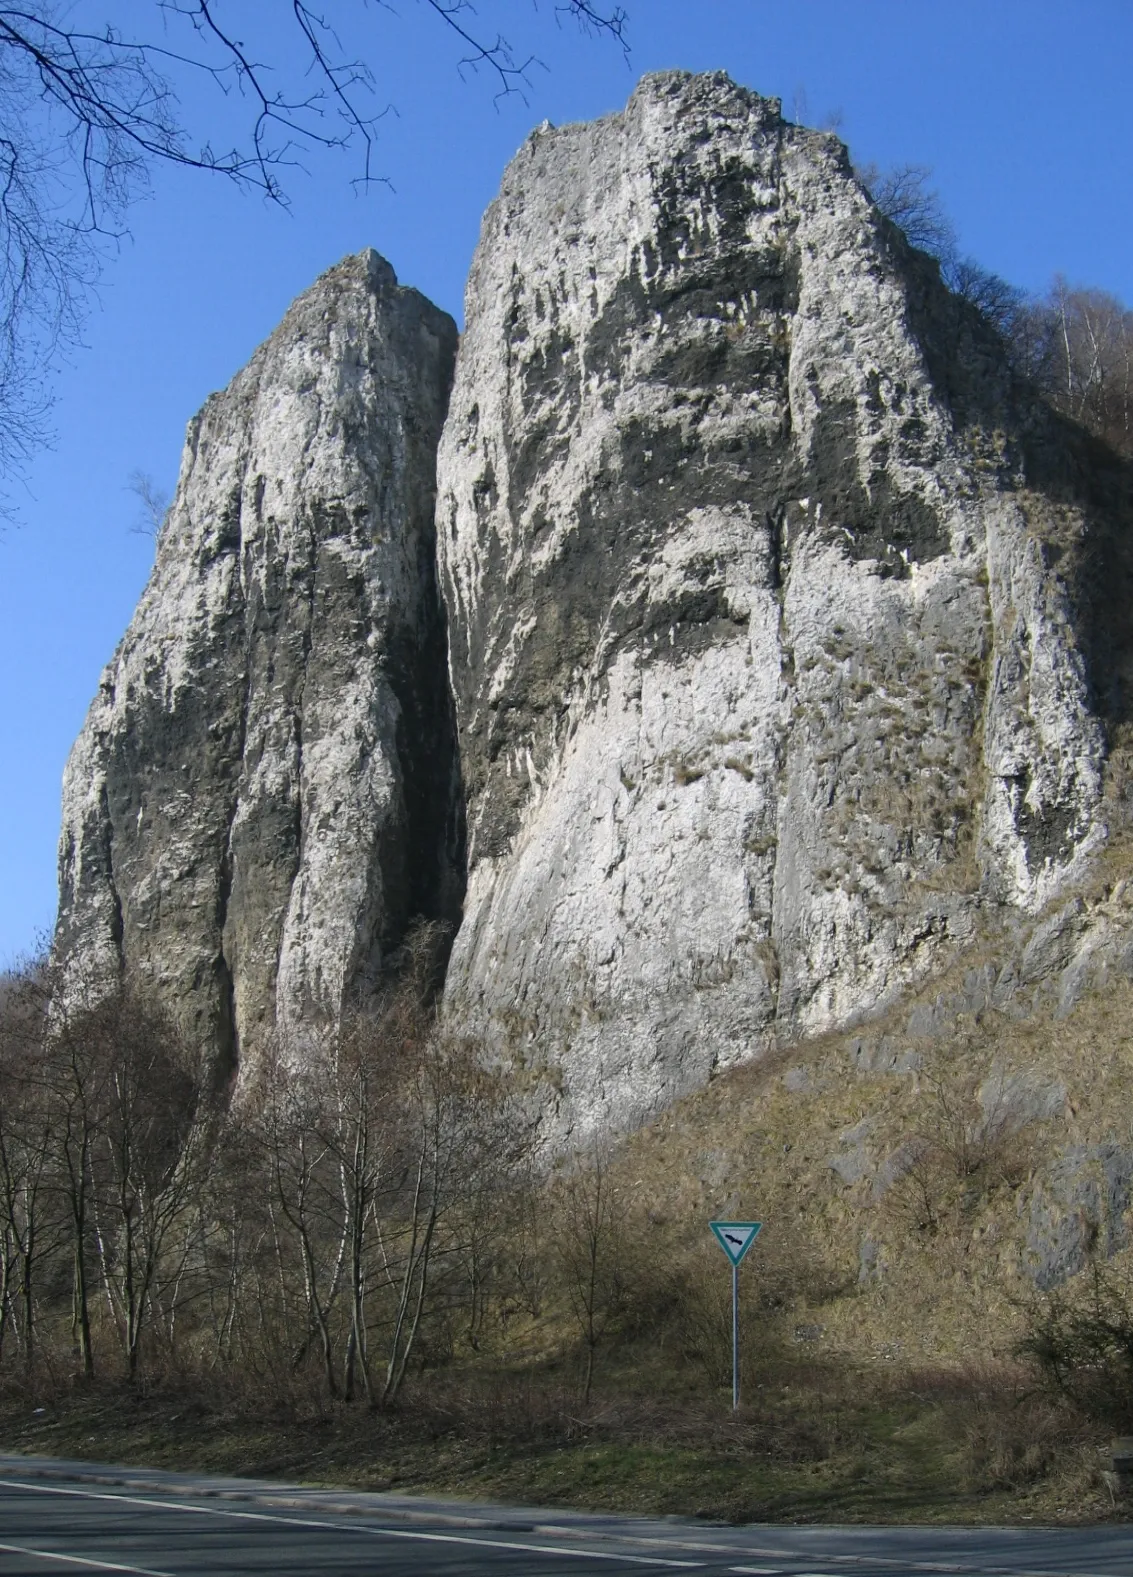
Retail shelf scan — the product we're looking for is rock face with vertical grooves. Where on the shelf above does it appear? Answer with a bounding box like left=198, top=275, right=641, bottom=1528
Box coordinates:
left=54, top=74, right=1133, bottom=1135
left=436, top=71, right=1133, bottom=1136
left=56, top=250, right=460, bottom=1083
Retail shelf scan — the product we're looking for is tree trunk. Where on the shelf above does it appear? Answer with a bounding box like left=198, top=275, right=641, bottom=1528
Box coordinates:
left=73, top=1236, right=93, bottom=1379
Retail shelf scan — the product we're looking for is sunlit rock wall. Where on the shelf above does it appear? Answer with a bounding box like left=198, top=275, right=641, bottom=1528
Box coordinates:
left=57, top=251, right=461, bottom=1082
left=437, top=71, right=1116, bottom=1136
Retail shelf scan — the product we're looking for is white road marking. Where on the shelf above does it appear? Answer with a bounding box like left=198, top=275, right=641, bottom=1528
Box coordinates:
left=0, top=1540, right=173, bottom=1576
left=729, top=1567, right=780, bottom=1574
left=0, top=1477, right=703, bottom=1568
left=594, top=1541, right=1120, bottom=1577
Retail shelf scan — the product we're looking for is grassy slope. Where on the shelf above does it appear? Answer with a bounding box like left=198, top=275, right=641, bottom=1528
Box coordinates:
left=0, top=1367, right=1111, bottom=1525
left=3, top=867, right=1133, bottom=1523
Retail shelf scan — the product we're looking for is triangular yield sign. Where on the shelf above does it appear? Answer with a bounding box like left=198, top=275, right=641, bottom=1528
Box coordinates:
left=710, top=1220, right=762, bottom=1265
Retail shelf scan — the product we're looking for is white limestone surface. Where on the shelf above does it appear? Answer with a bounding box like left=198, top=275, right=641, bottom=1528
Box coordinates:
left=437, top=72, right=1110, bottom=1138
left=57, top=251, right=459, bottom=1080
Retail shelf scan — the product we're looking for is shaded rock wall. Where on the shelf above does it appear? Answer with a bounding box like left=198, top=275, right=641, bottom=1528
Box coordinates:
left=56, top=251, right=460, bottom=1082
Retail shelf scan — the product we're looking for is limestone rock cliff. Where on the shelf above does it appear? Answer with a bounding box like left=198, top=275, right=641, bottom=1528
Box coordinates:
left=57, top=251, right=460, bottom=1080
left=55, top=74, right=1133, bottom=1132
left=437, top=72, right=1133, bottom=1135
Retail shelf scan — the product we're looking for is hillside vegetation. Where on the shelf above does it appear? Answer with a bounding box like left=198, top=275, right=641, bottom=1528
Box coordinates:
left=4, top=851, right=1133, bottom=1525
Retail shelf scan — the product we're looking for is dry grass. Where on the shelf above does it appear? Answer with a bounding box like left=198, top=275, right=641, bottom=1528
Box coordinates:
left=0, top=1355, right=1117, bottom=1525
left=593, top=868, right=1133, bottom=1387
left=6, top=849, right=1133, bottom=1524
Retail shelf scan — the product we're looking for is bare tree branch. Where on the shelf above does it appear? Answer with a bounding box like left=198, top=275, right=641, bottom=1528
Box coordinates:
left=858, top=160, right=957, bottom=261
left=0, top=2, right=632, bottom=503
left=126, top=469, right=168, bottom=539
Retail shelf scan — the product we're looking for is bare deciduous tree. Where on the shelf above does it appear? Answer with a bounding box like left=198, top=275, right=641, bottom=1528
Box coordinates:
left=0, top=960, right=55, bottom=1372
left=556, top=1135, right=624, bottom=1405
left=87, top=997, right=206, bottom=1379
left=44, top=988, right=111, bottom=1379
left=858, top=157, right=1133, bottom=453
left=858, top=160, right=1025, bottom=339
left=858, top=161, right=957, bottom=260
left=1030, top=280, right=1133, bottom=456
left=126, top=470, right=169, bottom=539
left=0, top=3, right=629, bottom=503
left=374, top=1026, right=522, bottom=1405
left=255, top=1045, right=348, bottom=1399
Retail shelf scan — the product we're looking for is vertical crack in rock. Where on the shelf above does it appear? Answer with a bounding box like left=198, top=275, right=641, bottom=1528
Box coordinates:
left=56, top=250, right=460, bottom=1085
left=437, top=70, right=1130, bottom=1142
left=213, top=500, right=253, bottom=1094
left=99, top=783, right=126, bottom=974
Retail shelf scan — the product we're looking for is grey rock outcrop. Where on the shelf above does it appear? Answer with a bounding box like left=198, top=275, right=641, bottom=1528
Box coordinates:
left=57, top=251, right=460, bottom=1081
left=55, top=73, right=1133, bottom=1136
left=437, top=71, right=1133, bottom=1136
left=1024, top=1144, right=1133, bottom=1288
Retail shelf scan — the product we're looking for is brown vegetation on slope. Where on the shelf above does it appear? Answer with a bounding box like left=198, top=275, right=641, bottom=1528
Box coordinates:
left=4, top=880, right=1133, bottom=1521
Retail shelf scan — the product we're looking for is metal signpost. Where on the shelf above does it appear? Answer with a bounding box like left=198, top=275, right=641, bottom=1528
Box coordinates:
left=709, top=1220, right=762, bottom=1411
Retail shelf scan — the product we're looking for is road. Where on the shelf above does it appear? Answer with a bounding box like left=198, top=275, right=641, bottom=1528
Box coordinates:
left=0, top=1454, right=1128, bottom=1576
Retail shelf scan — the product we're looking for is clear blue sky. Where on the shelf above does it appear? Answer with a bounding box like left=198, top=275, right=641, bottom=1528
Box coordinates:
left=2, top=0, right=1131, bottom=968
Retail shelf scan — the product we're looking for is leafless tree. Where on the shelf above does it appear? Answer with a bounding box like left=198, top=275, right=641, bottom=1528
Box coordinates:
left=126, top=469, right=168, bottom=539
left=858, top=161, right=957, bottom=259
left=254, top=1042, right=348, bottom=1399
left=43, top=996, right=109, bottom=1378
left=0, top=960, right=55, bottom=1372
left=86, top=996, right=206, bottom=1379
left=858, top=160, right=1026, bottom=340
left=1036, top=280, right=1133, bottom=455
left=240, top=951, right=522, bottom=1408
left=555, top=1134, right=624, bottom=1405
left=372, top=1025, right=522, bottom=1405
left=0, top=3, right=629, bottom=503
left=861, top=159, right=1133, bottom=454
left=191, top=1118, right=265, bottom=1373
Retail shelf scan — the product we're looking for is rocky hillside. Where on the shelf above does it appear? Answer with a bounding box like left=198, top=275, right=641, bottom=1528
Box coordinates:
left=56, top=251, right=461, bottom=1082
left=55, top=73, right=1133, bottom=1127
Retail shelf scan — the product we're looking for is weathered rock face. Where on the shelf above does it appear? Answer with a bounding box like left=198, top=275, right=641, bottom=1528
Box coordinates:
left=56, top=74, right=1133, bottom=1136
left=57, top=251, right=460, bottom=1081
left=437, top=71, right=1133, bottom=1137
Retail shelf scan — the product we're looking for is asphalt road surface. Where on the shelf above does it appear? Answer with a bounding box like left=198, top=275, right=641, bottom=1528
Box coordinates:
left=0, top=1455, right=1129, bottom=1577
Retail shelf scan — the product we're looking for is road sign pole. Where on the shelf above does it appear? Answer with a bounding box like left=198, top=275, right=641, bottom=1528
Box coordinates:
left=732, top=1260, right=739, bottom=1412
left=708, top=1221, right=761, bottom=1415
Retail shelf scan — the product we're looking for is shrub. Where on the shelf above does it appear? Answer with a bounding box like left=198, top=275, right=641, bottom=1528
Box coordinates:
left=1018, top=1263, right=1133, bottom=1431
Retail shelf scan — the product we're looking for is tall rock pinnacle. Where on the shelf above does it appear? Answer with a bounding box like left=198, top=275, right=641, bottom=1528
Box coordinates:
left=56, top=251, right=461, bottom=1082
left=437, top=72, right=1132, bottom=1135
left=53, top=75, right=1133, bottom=1135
